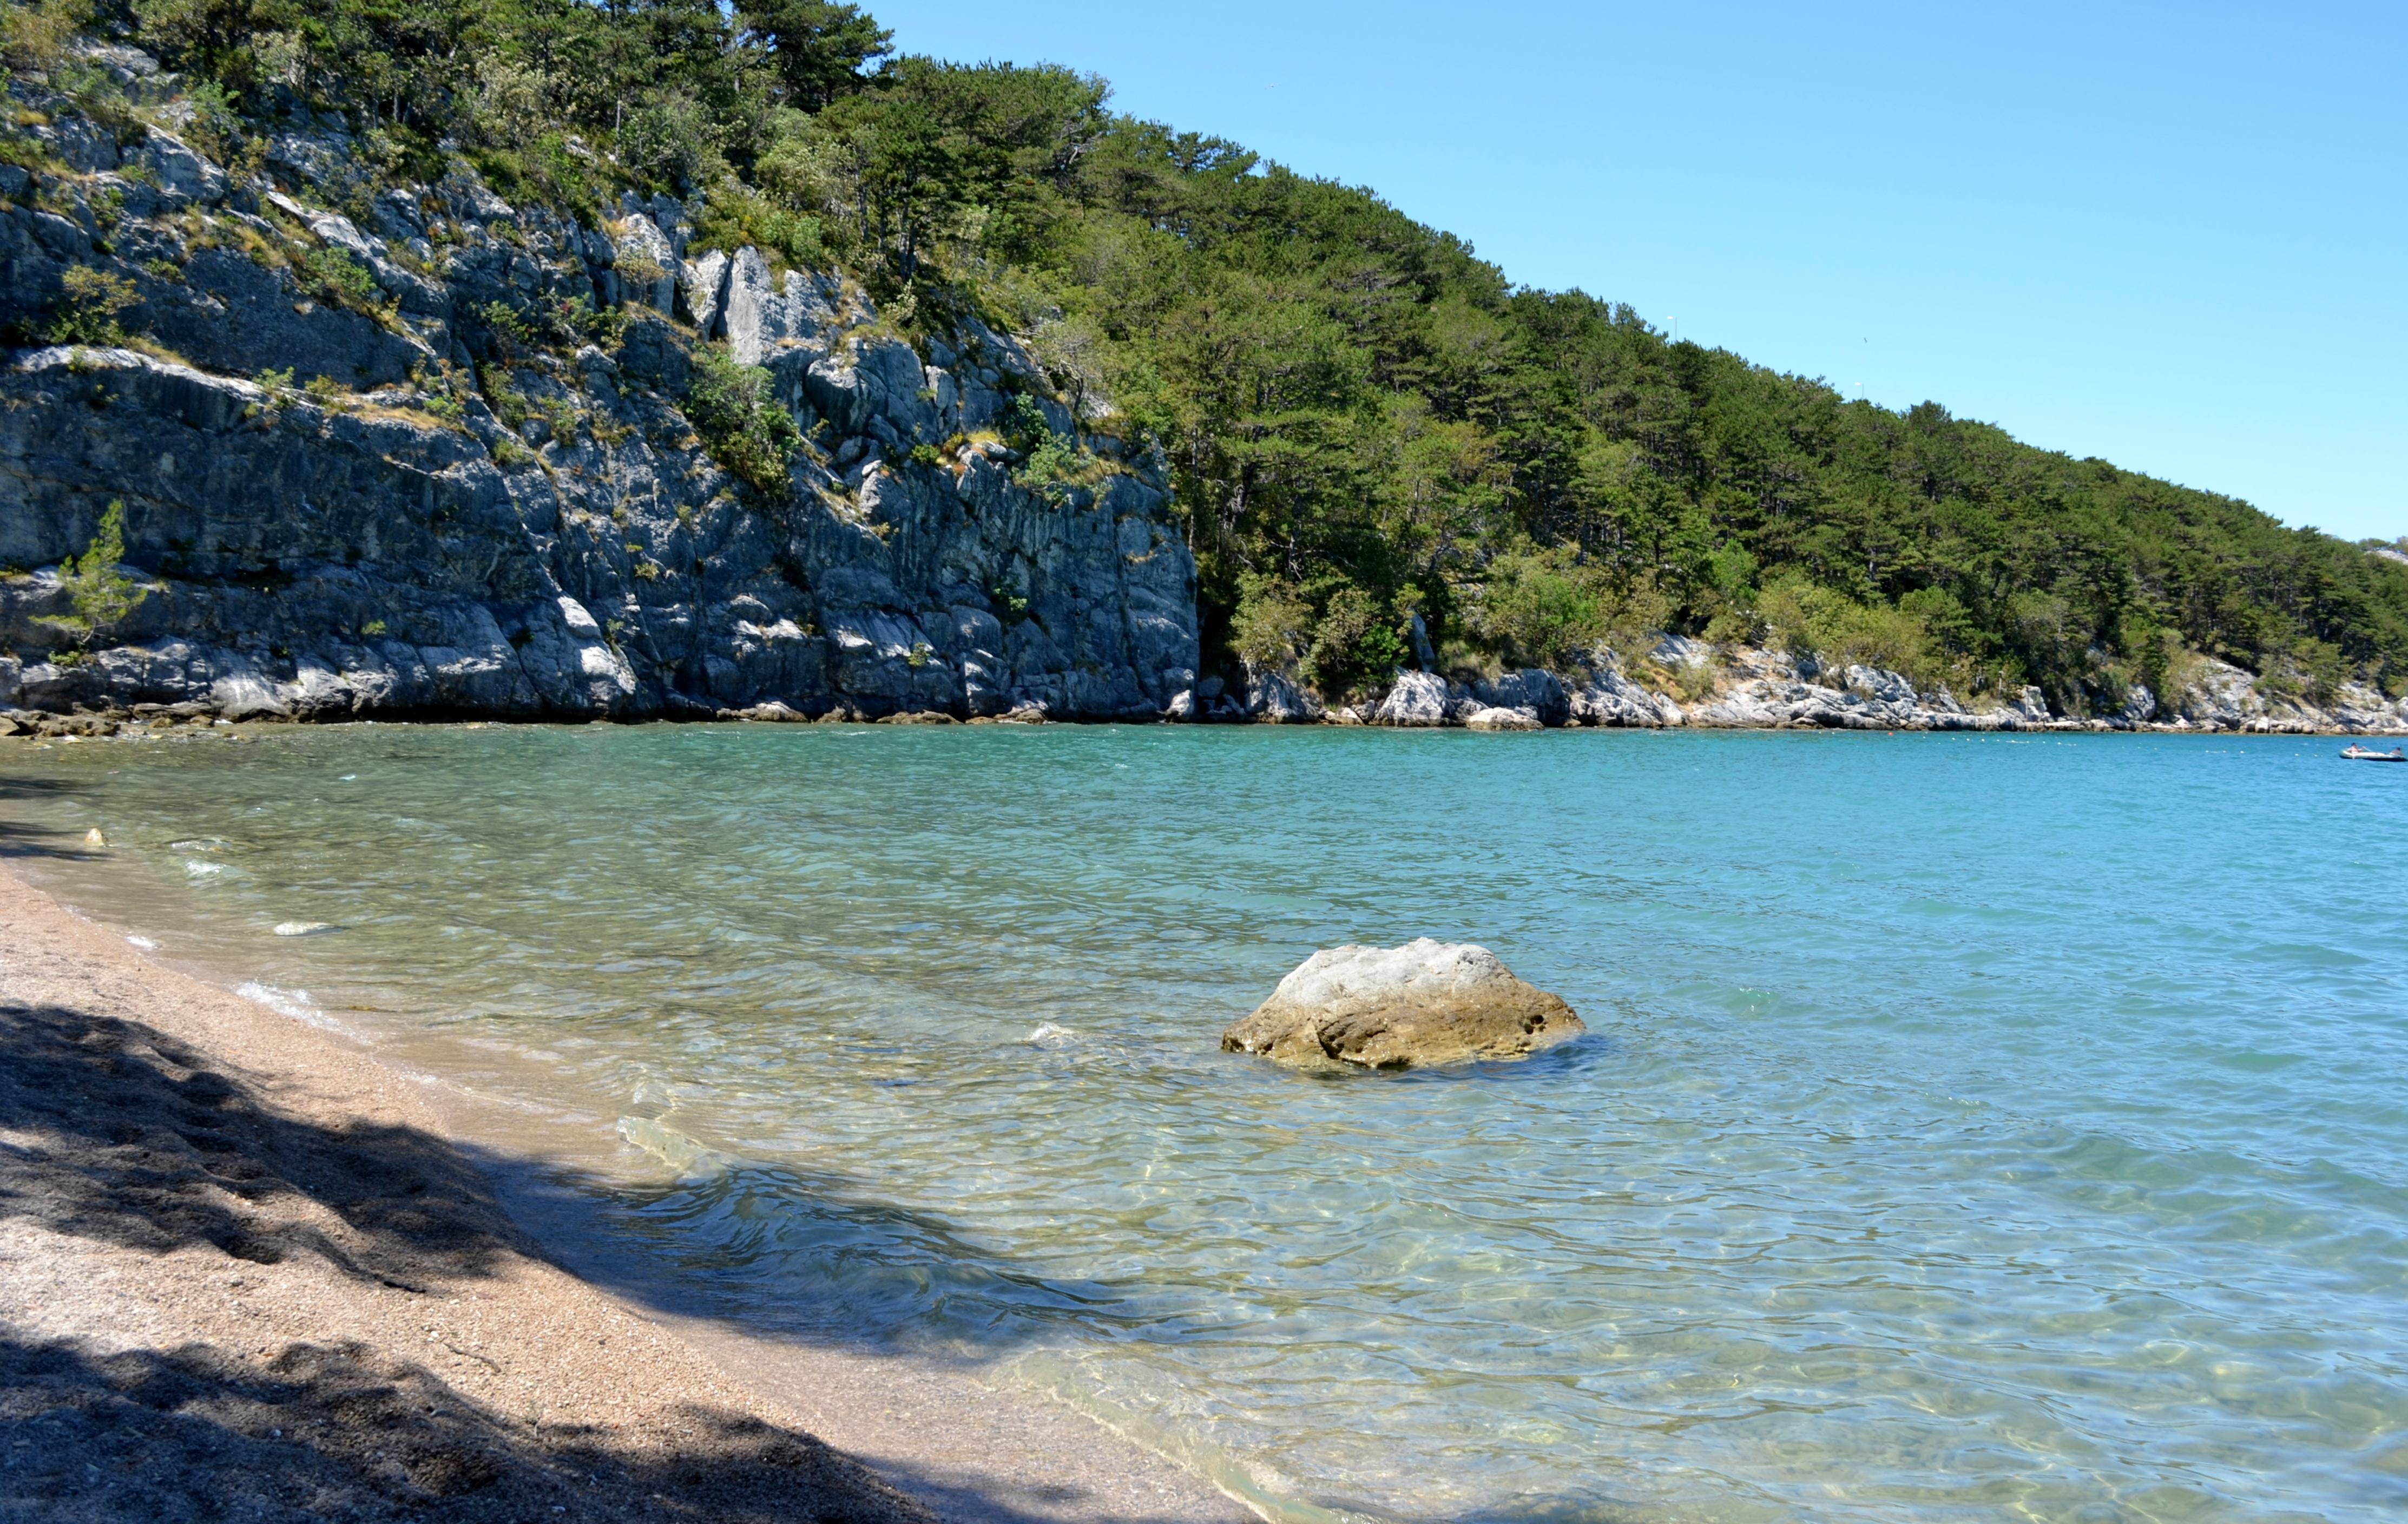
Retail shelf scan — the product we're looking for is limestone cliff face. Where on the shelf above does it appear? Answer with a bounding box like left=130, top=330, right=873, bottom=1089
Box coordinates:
left=0, top=74, right=1196, bottom=722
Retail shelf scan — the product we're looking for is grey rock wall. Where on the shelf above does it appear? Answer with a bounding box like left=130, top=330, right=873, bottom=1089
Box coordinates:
left=0, top=95, right=1197, bottom=724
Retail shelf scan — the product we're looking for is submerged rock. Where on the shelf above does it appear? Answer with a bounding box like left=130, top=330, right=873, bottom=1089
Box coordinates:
left=1222, top=939, right=1585, bottom=1070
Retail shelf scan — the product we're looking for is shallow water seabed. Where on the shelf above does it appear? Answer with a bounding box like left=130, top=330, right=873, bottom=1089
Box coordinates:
left=3, top=725, right=2404, bottom=1523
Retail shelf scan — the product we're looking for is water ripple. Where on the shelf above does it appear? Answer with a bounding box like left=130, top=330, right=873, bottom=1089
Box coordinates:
left=5, top=726, right=2406, bottom=1521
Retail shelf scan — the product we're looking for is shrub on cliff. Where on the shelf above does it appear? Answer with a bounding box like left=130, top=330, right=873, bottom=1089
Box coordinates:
left=2, top=0, right=84, bottom=73
left=42, top=500, right=147, bottom=651
left=48, top=266, right=138, bottom=345
left=297, top=247, right=380, bottom=316
left=683, top=347, right=801, bottom=496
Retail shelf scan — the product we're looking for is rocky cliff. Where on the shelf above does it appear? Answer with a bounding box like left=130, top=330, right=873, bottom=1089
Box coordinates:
left=0, top=52, right=1197, bottom=724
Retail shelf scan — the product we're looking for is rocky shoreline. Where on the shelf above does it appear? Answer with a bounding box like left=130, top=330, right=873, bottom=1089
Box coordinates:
left=1261, top=638, right=2408, bottom=736
left=11, top=632, right=2405, bottom=740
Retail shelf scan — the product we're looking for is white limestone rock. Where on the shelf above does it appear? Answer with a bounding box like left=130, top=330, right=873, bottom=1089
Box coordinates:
left=721, top=247, right=843, bottom=365
left=1464, top=705, right=1542, bottom=731
left=1373, top=669, right=1450, bottom=726
left=681, top=248, right=731, bottom=337
left=1245, top=667, right=1320, bottom=724
left=1222, top=940, right=1585, bottom=1071
left=1475, top=668, right=1570, bottom=726
left=1570, top=661, right=1681, bottom=727
left=610, top=213, right=680, bottom=314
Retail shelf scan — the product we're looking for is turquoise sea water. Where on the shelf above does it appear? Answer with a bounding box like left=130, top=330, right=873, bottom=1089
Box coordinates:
left=3, top=725, right=2405, bottom=1522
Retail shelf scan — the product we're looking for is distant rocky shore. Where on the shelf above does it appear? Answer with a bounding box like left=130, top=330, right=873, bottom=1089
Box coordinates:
left=1169, top=635, right=2408, bottom=736
left=10, top=628, right=2404, bottom=739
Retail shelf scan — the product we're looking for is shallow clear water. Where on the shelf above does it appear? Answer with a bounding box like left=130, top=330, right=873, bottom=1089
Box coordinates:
left=5, top=724, right=2406, bottom=1522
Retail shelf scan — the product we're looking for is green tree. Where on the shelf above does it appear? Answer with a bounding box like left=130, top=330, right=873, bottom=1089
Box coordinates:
left=44, top=500, right=148, bottom=650
left=735, top=0, right=890, bottom=110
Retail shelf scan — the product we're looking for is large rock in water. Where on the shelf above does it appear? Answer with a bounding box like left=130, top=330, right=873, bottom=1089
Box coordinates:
left=1222, top=940, right=1585, bottom=1070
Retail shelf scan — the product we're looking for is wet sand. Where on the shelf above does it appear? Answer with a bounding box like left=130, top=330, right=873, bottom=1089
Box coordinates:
left=0, top=864, right=1255, bottom=1523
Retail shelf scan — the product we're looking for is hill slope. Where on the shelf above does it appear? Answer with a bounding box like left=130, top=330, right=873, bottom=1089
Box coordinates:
left=4, top=0, right=2404, bottom=721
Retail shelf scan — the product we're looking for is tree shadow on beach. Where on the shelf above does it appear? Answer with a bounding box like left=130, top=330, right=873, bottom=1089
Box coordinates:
left=0, top=983, right=1141, bottom=1369
left=0, top=1333, right=930, bottom=1524
left=0, top=1001, right=937, bottom=1523
left=0, top=1001, right=1238, bottom=1524
left=0, top=1000, right=509, bottom=1285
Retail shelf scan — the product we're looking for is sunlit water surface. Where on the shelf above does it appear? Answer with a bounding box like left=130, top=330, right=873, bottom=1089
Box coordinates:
left=3, top=725, right=2404, bottom=1522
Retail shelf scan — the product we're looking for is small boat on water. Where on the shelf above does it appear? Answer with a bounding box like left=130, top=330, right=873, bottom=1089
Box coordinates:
left=2341, top=744, right=2406, bottom=761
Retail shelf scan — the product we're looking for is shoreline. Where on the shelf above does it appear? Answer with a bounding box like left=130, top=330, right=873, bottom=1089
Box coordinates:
left=0, top=863, right=1260, bottom=1523
left=3, top=707, right=2399, bottom=741
left=10, top=638, right=2403, bottom=743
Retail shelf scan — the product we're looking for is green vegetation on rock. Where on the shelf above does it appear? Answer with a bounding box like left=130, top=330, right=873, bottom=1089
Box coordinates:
left=49, top=264, right=136, bottom=344
left=682, top=346, right=801, bottom=495
left=42, top=498, right=146, bottom=648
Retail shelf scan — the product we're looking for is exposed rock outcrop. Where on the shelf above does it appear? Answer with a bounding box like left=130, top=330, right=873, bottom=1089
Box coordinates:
left=1474, top=668, right=1569, bottom=727
left=1463, top=706, right=1541, bottom=731
left=1293, top=643, right=2408, bottom=738
left=1, top=96, right=1196, bottom=725
left=1569, top=655, right=1687, bottom=728
left=1222, top=940, right=1586, bottom=1071
left=1244, top=666, right=1320, bottom=724
left=1371, top=669, right=1450, bottom=726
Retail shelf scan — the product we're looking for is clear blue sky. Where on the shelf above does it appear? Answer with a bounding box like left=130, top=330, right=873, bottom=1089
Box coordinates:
left=870, top=1, right=2405, bottom=542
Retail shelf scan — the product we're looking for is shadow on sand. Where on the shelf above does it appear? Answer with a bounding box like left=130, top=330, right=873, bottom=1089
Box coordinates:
left=0, top=1000, right=951, bottom=1523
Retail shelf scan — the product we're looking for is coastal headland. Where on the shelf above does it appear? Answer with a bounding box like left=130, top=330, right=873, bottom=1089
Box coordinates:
left=4, top=36, right=2405, bottom=741
left=0, top=863, right=1255, bottom=1522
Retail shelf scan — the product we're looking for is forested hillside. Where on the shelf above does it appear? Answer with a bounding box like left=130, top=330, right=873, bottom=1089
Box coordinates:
left=11, top=0, right=2405, bottom=714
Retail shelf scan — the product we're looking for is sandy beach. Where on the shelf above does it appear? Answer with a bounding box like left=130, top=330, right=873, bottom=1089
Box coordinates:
left=0, top=863, right=1254, bottom=1523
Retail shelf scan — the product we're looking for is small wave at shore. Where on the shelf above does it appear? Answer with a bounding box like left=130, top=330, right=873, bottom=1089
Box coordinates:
left=233, top=982, right=353, bottom=1037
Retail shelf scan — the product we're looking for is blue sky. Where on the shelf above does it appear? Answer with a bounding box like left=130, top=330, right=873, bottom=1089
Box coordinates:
left=870, top=1, right=2405, bottom=542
